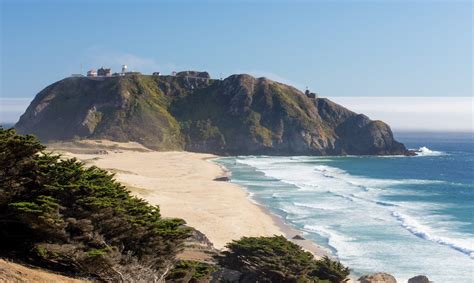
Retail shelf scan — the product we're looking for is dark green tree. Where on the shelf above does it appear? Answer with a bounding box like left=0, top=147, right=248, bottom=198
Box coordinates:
left=310, top=256, right=350, bottom=283
left=217, top=235, right=350, bottom=283
left=0, top=127, right=191, bottom=281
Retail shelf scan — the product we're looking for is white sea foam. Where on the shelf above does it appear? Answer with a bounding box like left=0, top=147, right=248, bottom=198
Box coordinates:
left=224, top=155, right=474, bottom=282
left=413, top=146, right=446, bottom=156
left=236, top=155, right=471, bottom=245
left=279, top=203, right=315, bottom=219
left=293, top=202, right=347, bottom=211
left=302, top=225, right=358, bottom=257
left=237, top=158, right=443, bottom=190
left=391, top=211, right=474, bottom=258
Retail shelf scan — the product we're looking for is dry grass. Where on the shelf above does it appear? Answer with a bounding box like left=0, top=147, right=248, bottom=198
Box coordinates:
left=0, top=259, right=87, bottom=283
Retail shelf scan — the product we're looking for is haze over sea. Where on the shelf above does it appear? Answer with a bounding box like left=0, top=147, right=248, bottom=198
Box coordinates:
left=216, top=132, right=474, bottom=282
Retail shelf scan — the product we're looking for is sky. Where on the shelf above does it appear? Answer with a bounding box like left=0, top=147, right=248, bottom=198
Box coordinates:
left=0, top=0, right=472, bottom=131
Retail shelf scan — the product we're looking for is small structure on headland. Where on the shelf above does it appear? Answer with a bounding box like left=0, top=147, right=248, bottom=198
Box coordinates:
left=304, top=87, right=318, bottom=99
left=87, top=69, right=97, bottom=77
left=82, top=67, right=113, bottom=77
left=97, top=67, right=112, bottom=77
left=75, top=67, right=212, bottom=80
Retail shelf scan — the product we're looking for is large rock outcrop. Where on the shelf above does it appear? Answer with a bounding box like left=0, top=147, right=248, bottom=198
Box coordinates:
left=359, top=272, right=397, bottom=283
left=16, top=72, right=410, bottom=155
left=408, top=275, right=430, bottom=283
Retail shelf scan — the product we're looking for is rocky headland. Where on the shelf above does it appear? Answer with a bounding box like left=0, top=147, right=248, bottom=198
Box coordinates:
left=16, top=71, right=410, bottom=156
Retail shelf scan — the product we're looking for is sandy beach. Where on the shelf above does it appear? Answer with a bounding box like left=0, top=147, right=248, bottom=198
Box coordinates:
left=49, top=140, right=328, bottom=256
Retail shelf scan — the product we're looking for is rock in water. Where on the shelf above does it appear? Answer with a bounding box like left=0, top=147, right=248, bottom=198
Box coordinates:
left=358, top=272, right=397, bottom=283
left=408, top=275, right=430, bottom=283
left=16, top=72, right=410, bottom=156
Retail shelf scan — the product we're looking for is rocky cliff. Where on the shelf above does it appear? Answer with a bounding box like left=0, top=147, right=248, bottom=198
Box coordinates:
left=15, top=72, right=410, bottom=155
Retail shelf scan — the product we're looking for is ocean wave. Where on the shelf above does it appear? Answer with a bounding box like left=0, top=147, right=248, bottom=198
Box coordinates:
left=303, top=225, right=355, bottom=256
left=312, top=164, right=444, bottom=189
left=237, top=157, right=446, bottom=202
left=413, top=146, right=446, bottom=157
left=391, top=211, right=474, bottom=258
left=219, top=156, right=474, bottom=282
left=278, top=204, right=315, bottom=219
left=293, top=202, right=344, bottom=211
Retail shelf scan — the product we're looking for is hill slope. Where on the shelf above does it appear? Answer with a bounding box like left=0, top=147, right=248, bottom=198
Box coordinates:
left=0, top=259, right=86, bottom=283
left=16, top=72, right=409, bottom=155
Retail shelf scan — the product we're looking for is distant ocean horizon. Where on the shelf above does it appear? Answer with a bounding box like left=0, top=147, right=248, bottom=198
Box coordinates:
left=216, top=131, right=474, bottom=282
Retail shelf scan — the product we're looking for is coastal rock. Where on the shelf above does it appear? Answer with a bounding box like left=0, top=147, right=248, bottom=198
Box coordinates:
left=213, top=176, right=230, bottom=182
left=292, top=235, right=305, bottom=240
left=358, top=272, right=397, bottom=283
left=16, top=72, right=410, bottom=156
left=407, top=275, right=430, bottom=283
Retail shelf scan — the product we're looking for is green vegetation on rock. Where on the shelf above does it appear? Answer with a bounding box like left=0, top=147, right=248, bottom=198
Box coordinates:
left=166, top=260, right=217, bottom=282
left=15, top=72, right=410, bottom=156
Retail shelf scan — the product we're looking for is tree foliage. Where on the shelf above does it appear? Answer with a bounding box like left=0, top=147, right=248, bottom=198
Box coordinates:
left=166, top=260, right=217, bottom=282
left=0, top=127, right=191, bottom=281
left=218, top=235, right=350, bottom=283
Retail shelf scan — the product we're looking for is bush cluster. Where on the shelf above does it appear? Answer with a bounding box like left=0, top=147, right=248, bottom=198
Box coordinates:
left=218, top=235, right=350, bottom=283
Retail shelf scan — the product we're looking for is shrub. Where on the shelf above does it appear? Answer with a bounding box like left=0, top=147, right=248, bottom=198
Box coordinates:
left=311, top=256, right=350, bottom=283
left=217, top=235, right=350, bottom=283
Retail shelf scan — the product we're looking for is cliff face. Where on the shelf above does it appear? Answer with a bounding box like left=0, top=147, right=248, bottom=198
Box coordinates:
left=15, top=73, right=409, bottom=155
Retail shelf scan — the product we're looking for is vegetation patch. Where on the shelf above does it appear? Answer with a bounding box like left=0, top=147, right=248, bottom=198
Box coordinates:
left=166, top=260, right=217, bottom=282
left=218, top=235, right=350, bottom=283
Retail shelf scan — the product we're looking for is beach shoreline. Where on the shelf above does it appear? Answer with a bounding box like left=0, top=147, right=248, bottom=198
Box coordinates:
left=209, top=156, right=330, bottom=258
left=48, top=139, right=328, bottom=258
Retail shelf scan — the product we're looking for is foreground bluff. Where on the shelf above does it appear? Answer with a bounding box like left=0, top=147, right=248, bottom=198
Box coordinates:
left=16, top=72, right=409, bottom=155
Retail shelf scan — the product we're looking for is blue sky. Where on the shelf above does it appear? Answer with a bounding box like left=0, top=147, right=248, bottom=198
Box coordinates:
left=0, top=0, right=472, bottom=129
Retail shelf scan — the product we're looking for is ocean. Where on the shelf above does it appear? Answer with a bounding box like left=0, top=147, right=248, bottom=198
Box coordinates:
left=215, top=132, right=474, bottom=282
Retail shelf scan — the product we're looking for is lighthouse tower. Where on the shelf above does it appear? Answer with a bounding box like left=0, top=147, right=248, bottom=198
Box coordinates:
left=121, top=65, right=128, bottom=75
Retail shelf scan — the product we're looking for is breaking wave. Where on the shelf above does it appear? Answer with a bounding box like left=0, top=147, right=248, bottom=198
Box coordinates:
left=218, top=142, right=474, bottom=282
left=414, top=146, right=445, bottom=156
left=391, top=211, right=474, bottom=258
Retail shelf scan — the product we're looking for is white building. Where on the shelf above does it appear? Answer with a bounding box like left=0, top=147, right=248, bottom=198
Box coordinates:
left=87, top=69, right=97, bottom=77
